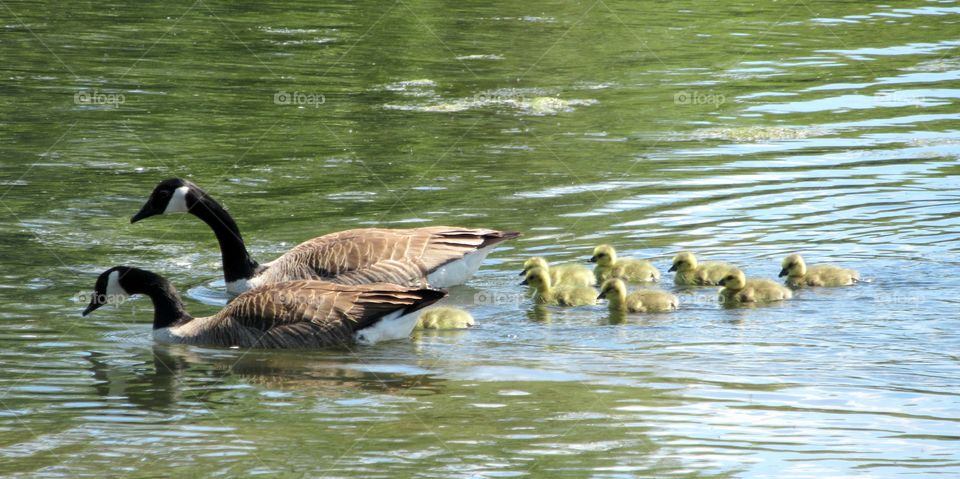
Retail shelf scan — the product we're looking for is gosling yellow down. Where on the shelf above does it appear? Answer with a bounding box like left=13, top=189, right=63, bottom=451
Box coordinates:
left=416, top=307, right=475, bottom=329
left=719, top=269, right=792, bottom=304
left=779, top=254, right=859, bottom=287
left=522, top=267, right=598, bottom=306
left=598, top=279, right=678, bottom=313
left=520, top=257, right=596, bottom=287
left=669, top=251, right=737, bottom=286
left=589, top=245, right=660, bottom=283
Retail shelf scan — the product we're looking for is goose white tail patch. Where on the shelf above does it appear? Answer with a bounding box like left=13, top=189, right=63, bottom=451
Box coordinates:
left=354, top=309, right=420, bottom=345
left=106, top=270, right=130, bottom=302
left=163, top=186, right=190, bottom=214
left=226, top=278, right=254, bottom=296
left=152, top=327, right=179, bottom=344
left=427, top=245, right=497, bottom=288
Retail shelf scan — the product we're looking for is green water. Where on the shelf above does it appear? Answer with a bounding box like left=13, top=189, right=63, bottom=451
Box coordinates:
left=2, top=0, right=960, bottom=477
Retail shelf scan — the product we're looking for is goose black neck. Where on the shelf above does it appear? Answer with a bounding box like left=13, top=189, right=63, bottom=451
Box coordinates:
left=127, top=270, right=193, bottom=330
left=189, top=194, right=260, bottom=283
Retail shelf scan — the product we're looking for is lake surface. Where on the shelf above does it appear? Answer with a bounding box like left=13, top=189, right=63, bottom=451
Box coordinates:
left=1, top=0, right=959, bottom=477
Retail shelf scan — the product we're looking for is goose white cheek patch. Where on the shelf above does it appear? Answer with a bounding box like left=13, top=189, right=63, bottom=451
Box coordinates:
left=163, top=186, right=190, bottom=214
left=105, top=270, right=130, bottom=304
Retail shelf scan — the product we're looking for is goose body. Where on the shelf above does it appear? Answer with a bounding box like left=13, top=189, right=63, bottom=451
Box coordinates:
left=719, top=269, right=792, bottom=304
left=131, top=179, right=520, bottom=296
left=779, top=254, right=859, bottom=287
left=82, top=267, right=446, bottom=348
left=416, top=307, right=475, bottom=329
left=669, top=251, right=737, bottom=286
left=598, top=279, right=678, bottom=313
left=522, top=267, right=598, bottom=306
left=589, top=244, right=660, bottom=283
left=520, top=257, right=595, bottom=287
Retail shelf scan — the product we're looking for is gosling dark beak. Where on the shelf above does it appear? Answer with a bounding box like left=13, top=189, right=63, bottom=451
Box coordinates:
left=588, top=256, right=598, bottom=263
left=130, top=203, right=159, bottom=224
left=597, top=291, right=607, bottom=300
left=518, top=269, right=528, bottom=277
left=82, top=299, right=102, bottom=317
left=718, top=278, right=727, bottom=286
left=668, top=265, right=677, bottom=272
left=778, top=268, right=788, bottom=278
left=520, top=279, right=529, bottom=286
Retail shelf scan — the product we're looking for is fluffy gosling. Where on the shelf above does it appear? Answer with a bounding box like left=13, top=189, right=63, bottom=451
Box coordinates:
left=598, top=279, right=678, bottom=313
left=719, top=268, right=792, bottom=304
left=522, top=267, right=598, bottom=306
left=669, top=251, right=738, bottom=286
left=416, top=307, right=475, bottom=329
left=779, top=254, right=860, bottom=287
left=520, top=257, right=596, bottom=287
left=589, top=245, right=661, bottom=283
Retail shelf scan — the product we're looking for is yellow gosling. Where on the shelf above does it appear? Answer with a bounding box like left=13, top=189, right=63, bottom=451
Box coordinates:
left=719, top=268, right=792, bottom=304
left=520, top=257, right=596, bottom=287
left=779, top=254, right=860, bottom=287
left=416, top=307, right=475, bottom=329
left=589, top=244, right=661, bottom=283
left=598, top=279, right=678, bottom=313
left=669, top=251, right=738, bottom=286
left=522, top=267, right=598, bottom=306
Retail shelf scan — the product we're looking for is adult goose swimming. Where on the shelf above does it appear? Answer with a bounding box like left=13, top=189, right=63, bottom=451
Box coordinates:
left=131, top=179, right=520, bottom=296
left=82, top=266, right=447, bottom=347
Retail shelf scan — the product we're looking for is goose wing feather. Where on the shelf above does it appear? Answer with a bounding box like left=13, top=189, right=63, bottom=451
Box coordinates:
left=258, top=227, right=519, bottom=286
left=195, top=281, right=444, bottom=347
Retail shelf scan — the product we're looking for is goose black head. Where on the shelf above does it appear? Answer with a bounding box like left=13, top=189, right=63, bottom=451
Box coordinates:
left=82, top=266, right=135, bottom=316
left=131, top=178, right=202, bottom=223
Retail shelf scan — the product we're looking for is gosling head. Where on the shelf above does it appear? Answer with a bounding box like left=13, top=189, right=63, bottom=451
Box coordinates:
left=131, top=178, right=205, bottom=223
left=520, top=267, right=551, bottom=289
left=669, top=251, right=698, bottom=273
left=82, top=266, right=138, bottom=316
left=519, top=257, right=549, bottom=277
left=779, top=254, right=806, bottom=278
left=589, top=244, right=617, bottom=267
left=718, top=268, right=747, bottom=290
left=597, top=278, right=627, bottom=301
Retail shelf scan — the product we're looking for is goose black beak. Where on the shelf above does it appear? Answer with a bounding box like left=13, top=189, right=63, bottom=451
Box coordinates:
left=718, top=278, right=727, bottom=286
left=130, top=203, right=159, bottom=223
left=778, top=268, right=788, bottom=278
left=518, top=269, right=528, bottom=277
left=520, top=279, right=529, bottom=286
left=82, top=299, right=102, bottom=317
left=597, top=291, right=607, bottom=300
left=668, top=265, right=677, bottom=272
left=588, top=256, right=598, bottom=263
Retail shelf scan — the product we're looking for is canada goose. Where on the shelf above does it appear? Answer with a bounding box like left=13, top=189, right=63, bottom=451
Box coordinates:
left=416, top=307, right=475, bottom=329
left=130, top=179, right=520, bottom=295
left=669, top=251, right=737, bottom=286
left=589, top=244, right=660, bottom=283
left=82, top=266, right=446, bottom=347
left=597, top=279, right=678, bottom=313
left=779, top=254, right=859, bottom=287
left=521, top=267, right=597, bottom=306
left=519, top=257, right=595, bottom=287
left=718, top=269, right=792, bottom=304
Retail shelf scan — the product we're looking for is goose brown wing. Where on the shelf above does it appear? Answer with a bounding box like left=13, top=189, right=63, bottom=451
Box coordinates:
left=263, top=227, right=519, bottom=286
left=212, top=281, right=446, bottom=347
